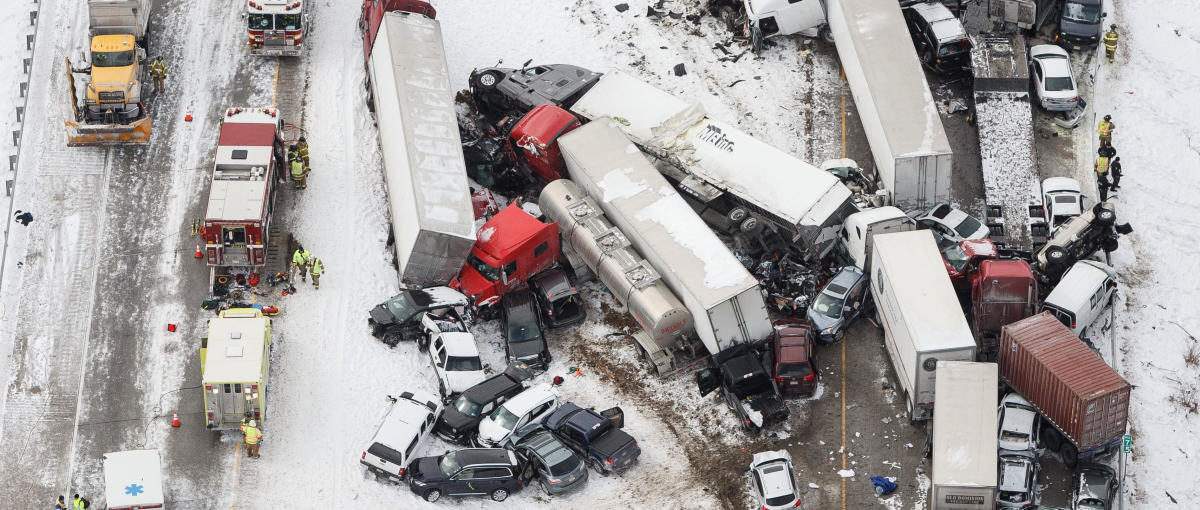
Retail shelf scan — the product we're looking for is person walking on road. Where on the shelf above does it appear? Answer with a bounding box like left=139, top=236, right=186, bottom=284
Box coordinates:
left=55, top=495, right=66, bottom=510
left=1098, top=115, right=1115, bottom=146
left=296, top=136, right=310, bottom=168
left=1110, top=157, right=1122, bottom=189
left=1103, top=24, right=1119, bottom=62
left=310, top=257, right=324, bottom=290
left=290, top=155, right=309, bottom=190
left=241, top=419, right=263, bottom=458
left=149, top=57, right=167, bottom=95
left=292, top=246, right=311, bottom=282
left=71, top=495, right=84, bottom=510
left=1097, top=172, right=1111, bottom=201
left=13, top=210, right=33, bottom=226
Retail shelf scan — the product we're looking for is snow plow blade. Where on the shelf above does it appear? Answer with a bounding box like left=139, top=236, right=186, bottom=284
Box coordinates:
left=65, top=116, right=152, bottom=147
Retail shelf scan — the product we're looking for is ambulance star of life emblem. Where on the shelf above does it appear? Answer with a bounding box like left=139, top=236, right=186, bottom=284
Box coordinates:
left=125, top=483, right=144, bottom=496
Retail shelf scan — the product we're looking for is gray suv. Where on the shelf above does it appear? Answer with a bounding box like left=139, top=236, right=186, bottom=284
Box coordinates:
left=514, top=428, right=589, bottom=495
left=807, top=266, right=869, bottom=344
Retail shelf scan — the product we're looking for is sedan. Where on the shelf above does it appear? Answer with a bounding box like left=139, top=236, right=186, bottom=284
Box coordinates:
left=1071, top=463, right=1118, bottom=509
left=1030, top=44, right=1080, bottom=112
left=1042, top=177, right=1086, bottom=231
left=807, top=266, right=868, bottom=344
left=998, top=393, right=1041, bottom=454
left=998, top=450, right=1040, bottom=509
left=750, top=450, right=801, bottom=509
left=916, top=203, right=990, bottom=244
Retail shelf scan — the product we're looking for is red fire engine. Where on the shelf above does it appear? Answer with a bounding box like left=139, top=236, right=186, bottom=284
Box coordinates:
left=202, top=107, right=286, bottom=283
left=246, top=0, right=308, bottom=57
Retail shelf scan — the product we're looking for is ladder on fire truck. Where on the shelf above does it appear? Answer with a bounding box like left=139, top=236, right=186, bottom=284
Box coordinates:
left=264, top=224, right=296, bottom=278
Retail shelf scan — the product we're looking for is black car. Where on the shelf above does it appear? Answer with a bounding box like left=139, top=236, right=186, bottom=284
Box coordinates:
left=530, top=268, right=587, bottom=329
left=407, top=448, right=523, bottom=503
left=435, top=365, right=531, bottom=444
left=501, top=290, right=550, bottom=369
left=513, top=428, right=589, bottom=495
left=469, top=64, right=602, bottom=117
left=367, top=287, right=469, bottom=347
left=901, top=2, right=972, bottom=74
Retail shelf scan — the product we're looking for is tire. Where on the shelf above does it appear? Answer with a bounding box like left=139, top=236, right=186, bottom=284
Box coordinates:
left=475, top=70, right=503, bottom=90
left=739, top=216, right=759, bottom=233
left=424, top=489, right=441, bottom=503
left=490, top=488, right=509, bottom=502
left=1046, top=246, right=1067, bottom=262
left=728, top=207, right=748, bottom=223
left=1062, top=442, right=1079, bottom=469
left=1101, top=236, right=1119, bottom=253
left=382, top=330, right=402, bottom=348
left=1095, top=208, right=1116, bottom=226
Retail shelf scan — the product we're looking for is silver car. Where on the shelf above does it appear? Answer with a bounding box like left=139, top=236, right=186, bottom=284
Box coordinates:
left=1071, top=463, right=1117, bottom=509
left=807, top=266, right=868, bottom=344
left=998, top=393, right=1041, bottom=454
left=750, top=450, right=801, bottom=510
left=514, top=429, right=588, bottom=496
left=997, top=450, right=1040, bottom=509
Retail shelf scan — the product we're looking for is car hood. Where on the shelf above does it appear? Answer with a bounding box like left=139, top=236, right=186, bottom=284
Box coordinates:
left=439, top=408, right=479, bottom=434
left=411, top=457, right=448, bottom=483
left=508, top=339, right=545, bottom=359
left=369, top=304, right=395, bottom=326
left=475, top=417, right=511, bottom=446
left=807, top=309, right=839, bottom=333
left=445, top=370, right=487, bottom=393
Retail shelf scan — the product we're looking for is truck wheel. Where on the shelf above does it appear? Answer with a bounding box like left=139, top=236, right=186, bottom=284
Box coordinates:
left=382, top=331, right=402, bottom=347
left=728, top=207, right=748, bottom=223
left=1061, top=442, right=1078, bottom=469
left=1045, top=246, right=1067, bottom=263
left=474, top=70, right=503, bottom=90
left=490, top=488, right=509, bottom=502
left=739, top=216, right=759, bottom=233
left=1095, top=208, right=1116, bottom=226
left=424, top=489, right=441, bottom=502
left=1101, top=236, right=1119, bottom=253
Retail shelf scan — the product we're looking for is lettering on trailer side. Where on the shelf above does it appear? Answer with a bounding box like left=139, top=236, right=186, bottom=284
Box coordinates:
left=696, top=124, right=735, bottom=152
left=944, top=494, right=986, bottom=505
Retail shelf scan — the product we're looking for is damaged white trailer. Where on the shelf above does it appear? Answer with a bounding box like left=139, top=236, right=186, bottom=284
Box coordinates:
left=362, top=1, right=475, bottom=287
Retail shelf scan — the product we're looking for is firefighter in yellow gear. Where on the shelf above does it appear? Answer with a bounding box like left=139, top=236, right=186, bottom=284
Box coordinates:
left=310, top=257, right=324, bottom=289
left=1103, top=25, right=1119, bottom=62
left=290, top=156, right=309, bottom=190
left=292, top=246, right=311, bottom=281
left=296, top=136, right=310, bottom=168
left=240, top=419, right=263, bottom=458
left=1098, top=115, right=1115, bottom=146
left=149, top=57, right=167, bottom=94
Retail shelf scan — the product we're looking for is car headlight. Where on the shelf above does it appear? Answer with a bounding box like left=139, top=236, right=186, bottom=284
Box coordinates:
left=822, top=327, right=834, bottom=335
left=411, top=479, right=427, bottom=486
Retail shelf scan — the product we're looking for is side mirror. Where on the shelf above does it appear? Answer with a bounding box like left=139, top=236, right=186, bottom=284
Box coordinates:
left=501, top=270, right=509, bottom=285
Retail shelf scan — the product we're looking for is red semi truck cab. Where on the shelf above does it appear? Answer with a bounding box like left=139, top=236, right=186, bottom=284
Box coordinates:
left=970, top=258, right=1037, bottom=360
left=202, top=107, right=285, bottom=270
left=452, top=205, right=560, bottom=307
left=507, top=104, right=582, bottom=183
left=942, top=238, right=998, bottom=291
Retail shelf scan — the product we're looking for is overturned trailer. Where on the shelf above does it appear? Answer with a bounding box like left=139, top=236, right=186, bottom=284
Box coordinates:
left=362, top=0, right=474, bottom=287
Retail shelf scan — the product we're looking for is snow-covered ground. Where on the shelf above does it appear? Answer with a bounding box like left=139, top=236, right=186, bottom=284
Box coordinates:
left=1094, top=1, right=1200, bottom=506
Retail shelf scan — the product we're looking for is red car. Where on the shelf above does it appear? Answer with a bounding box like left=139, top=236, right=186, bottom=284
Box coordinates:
left=772, top=325, right=819, bottom=398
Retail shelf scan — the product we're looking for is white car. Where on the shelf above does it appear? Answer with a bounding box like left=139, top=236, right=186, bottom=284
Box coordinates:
left=915, top=203, right=990, bottom=244
left=1042, top=177, right=1086, bottom=231
left=997, top=451, right=1040, bottom=508
left=360, top=390, right=443, bottom=482
left=998, top=393, right=1041, bottom=454
left=749, top=450, right=801, bottom=509
left=428, top=331, right=485, bottom=397
left=1030, top=45, right=1080, bottom=111
left=475, top=384, right=559, bottom=448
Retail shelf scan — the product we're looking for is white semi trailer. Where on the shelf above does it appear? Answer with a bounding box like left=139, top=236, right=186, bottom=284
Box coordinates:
left=558, top=119, right=773, bottom=356
left=930, top=361, right=998, bottom=509
left=361, top=1, right=475, bottom=287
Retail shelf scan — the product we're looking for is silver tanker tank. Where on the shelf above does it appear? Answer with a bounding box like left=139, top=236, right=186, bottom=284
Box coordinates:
left=539, top=179, right=692, bottom=349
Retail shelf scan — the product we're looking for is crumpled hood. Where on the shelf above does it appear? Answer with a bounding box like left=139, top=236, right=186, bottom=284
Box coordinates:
left=369, top=304, right=395, bottom=326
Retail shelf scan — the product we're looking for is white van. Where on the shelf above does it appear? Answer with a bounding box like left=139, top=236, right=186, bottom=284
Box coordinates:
left=475, top=384, right=560, bottom=448
left=361, top=390, right=444, bottom=483
left=1042, top=260, right=1117, bottom=335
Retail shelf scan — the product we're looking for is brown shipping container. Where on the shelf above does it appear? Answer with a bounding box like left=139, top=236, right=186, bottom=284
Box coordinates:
left=998, top=312, right=1130, bottom=452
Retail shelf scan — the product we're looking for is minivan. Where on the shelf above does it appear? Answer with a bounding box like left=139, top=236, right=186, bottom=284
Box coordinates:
left=1042, top=260, right=1117, bottom=335
left=361, top=390, right=444, bottom=483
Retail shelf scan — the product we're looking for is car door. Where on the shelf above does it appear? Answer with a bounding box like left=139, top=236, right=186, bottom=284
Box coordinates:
left=449, top=468, right=477, bottom=495
left=473, top=467, right=509, bottom=495
left=1031, top=61, right=1045, bottom=98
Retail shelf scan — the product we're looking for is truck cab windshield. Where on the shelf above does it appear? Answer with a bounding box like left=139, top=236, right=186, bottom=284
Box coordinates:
left=1063, top=2, right=1102, bottom=23
left=276, top=14, right=302, bottom=30
left=467, top=254, right=502, bottom=281
left=92, top=50, right=136, bottom=67
left=248, top=14, right=273, bottom=30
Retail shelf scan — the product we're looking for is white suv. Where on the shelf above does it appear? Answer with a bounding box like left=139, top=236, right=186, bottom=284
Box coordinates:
left=475, top=384, right=560, bottom=448
left=361, top=390, right=443, bottom=483
left=1041, top=177, right=1086, bottom=231
left=428, top=331, right=485, bottom=398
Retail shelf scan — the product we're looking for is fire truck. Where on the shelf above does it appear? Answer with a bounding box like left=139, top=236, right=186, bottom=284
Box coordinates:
left=246, top=0, right=308, bottom=56
left=201, top=107, right=287, bottom=285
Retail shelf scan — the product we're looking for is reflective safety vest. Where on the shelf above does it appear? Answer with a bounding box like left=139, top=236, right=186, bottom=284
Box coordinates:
left=292, top=249, right=310, bottom=266
left=1098, top=120, right=1114, bottom=137
left=1103, top=30, right=1119, bottom=49
left=310, top=258, right=324, bottom=276
left=291, top=160, right=305, bottom=178
left=297, top=141, right=309, bottom=159
left=243, top=425, right=262, bottom=445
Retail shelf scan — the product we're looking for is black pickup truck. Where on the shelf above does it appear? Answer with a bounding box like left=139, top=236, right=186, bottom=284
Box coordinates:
left=697, top=343, right=789, bottom=432
left=542, top=403, right=640, bottom=476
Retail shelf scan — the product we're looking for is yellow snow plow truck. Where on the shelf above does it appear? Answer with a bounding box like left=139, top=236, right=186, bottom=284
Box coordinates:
left=65, top=0, right=153, bottom=146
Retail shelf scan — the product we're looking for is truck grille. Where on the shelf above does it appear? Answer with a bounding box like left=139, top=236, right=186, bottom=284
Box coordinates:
left=98, top=91, right=125, bottom=102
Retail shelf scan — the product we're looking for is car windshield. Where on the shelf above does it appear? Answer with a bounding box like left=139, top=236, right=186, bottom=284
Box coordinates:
left=942, top=244, right=970, bottom=273
left=248, top=13, right=272, bottom=30
left=1063, top=2, right=1102, bottom=23
left=276, top=13, right=302, bottom=30
left=954, top=215, right=983, bottom=237
left=507, top=322, right=540, bottom=343
left=1055, top=195, right=1078, bottom=204
left=453, top=395, right=483, bottom=417
left=446, top=356, right=482, bottom=371
left=1046, top=76, right=1075, bottom=92
left=385, top=294, right=416, bottom=321
left=1000, top=490, right=1030, bottom=503
left=491, top=407, right=521, bottom=431
left=778, top=362, right=812, bottom=377
left=467, top=254, right=501, bottom=281
left=544, top=448, right=581, bottom=476
left=438, top=452, right=462, bottom=475
left=1000, top=429, right=1030, bottom=442
left=766, top=492, right=797, bottom=506
left=92, top=50, right=136, bottom=68
left=811, top=292, right=844, bottom=319
left=1076, top=498, right=1107, bottom=509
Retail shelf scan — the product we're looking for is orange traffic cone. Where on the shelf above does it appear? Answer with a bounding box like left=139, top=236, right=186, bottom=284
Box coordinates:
left=171, top=412, right=181, bottom=428
left=194, top=244, right=203, bottom=259
left=184, top=113, right=193, bottom=122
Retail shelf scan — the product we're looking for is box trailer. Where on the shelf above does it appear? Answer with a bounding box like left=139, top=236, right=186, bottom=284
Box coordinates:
left=826, top=0, right=954, bottom=211
left=362, top=1, right=475, bottom=287
left=88, top=0, right=151, bottom=39
left=566, top=71, right=856, bottom=261
left=971, top=33, right=1047, bottom=252
left=201, top=308, right=272, bottom=430
left=103, top=449, right=165, bottom=510
left=999, top=312, right=1130, bottom=464
left=870, top=230, right=976, bottom=421
left=559, top=120, right=773, bottom=356
left=931, top=361, right=998, bottom=510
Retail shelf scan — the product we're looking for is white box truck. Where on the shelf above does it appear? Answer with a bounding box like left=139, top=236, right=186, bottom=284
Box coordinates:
left=931, top=361, right=998, bottom=509
left=201, top=308, right=272, bottom=430
left=870, top=230, right=976, bottom=421
left=362, top=3, right=475, bottom=287
left=826, top=0, right=954, bottom=211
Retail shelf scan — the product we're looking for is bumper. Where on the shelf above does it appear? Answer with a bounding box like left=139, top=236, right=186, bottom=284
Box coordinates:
left=780, top=384, right=816, bottom=399
left=543, top=472, right=588, bottom=495
left=1058, top=33, right=1100, bottom=47
left=361, top=461, right=404, bottom=483
left=253, top=47, right=302, bottom=57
